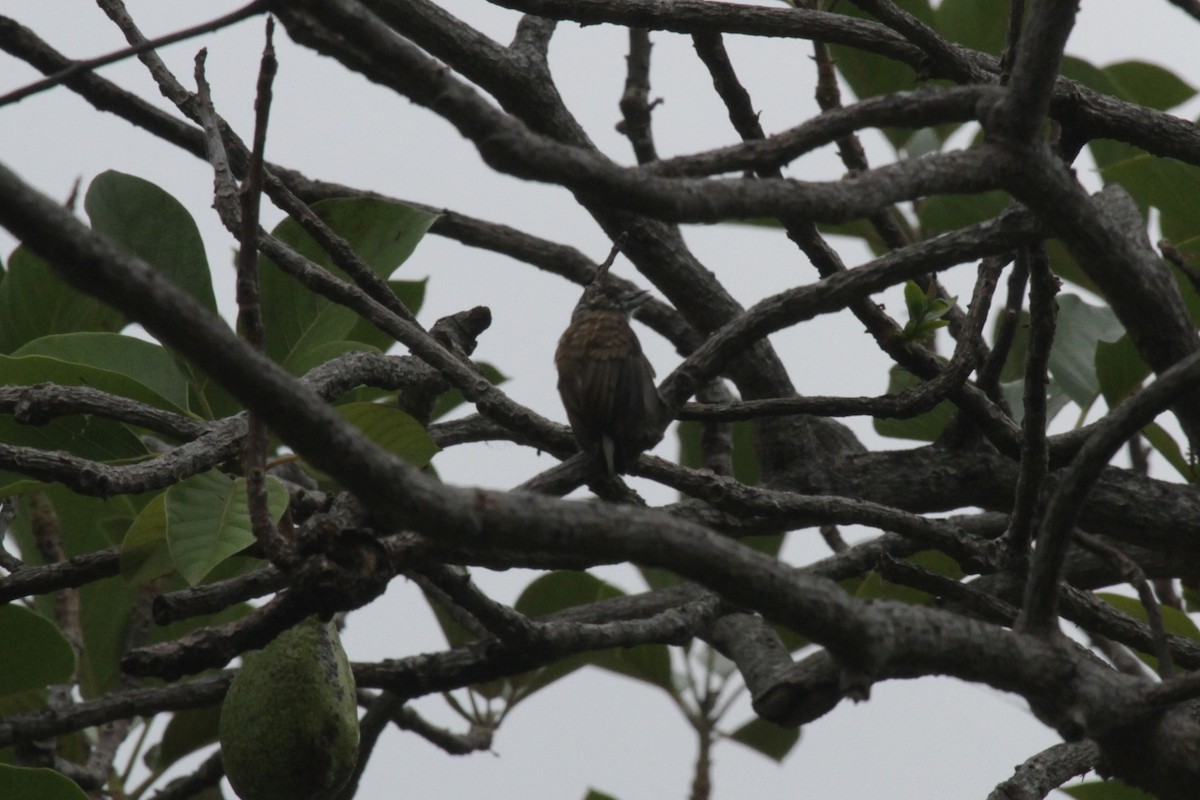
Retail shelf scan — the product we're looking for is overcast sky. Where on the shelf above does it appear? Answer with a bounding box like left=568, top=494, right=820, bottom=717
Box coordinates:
left=3, top=2, right=1199, bottom=798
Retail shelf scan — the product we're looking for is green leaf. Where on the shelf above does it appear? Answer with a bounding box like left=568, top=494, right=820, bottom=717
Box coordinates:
left=859, top=551, right=960, bottom=606
left=1045, top=238, right=1099, bottom=294
left=423, top=583, right=482, bottom=650
left=166, top=471, right=290, bottom=585
left=0, top=246, right=124, bottom=354
left=284, top=340, right=379, bottom=380
left=1061, top=56, right=1117, bottom=99
left=902, top=127, right=942, bottom=159
left=1096, top=152, right=1200, bottom=289
left=149, top=706, right=222, bottom=773
left=1095, top=335, right=1150, bottom=408
left=0, top=357, right=151, bottom=494
left=993, top=307, right=1030, bottom=384
left=1095, top=592, right=1200, bottom=670
left=508, top=573, right=634, bottom=701
left=0, top=606, right=75, bottom=696
left=514, top=571, right=624, bottom=617
left=259, top=198, right=438, bottom=374
left=1105, top=62, right=1196, bottom=111
left=1049, top=295, right=1124, bottom=408
left=873, top=365, right=956, bottom=441
left=590, top=643, right=673, bottom=691
left=85, top=171, right=217, bottom=313
left=827, top=0, right=936, bottom=148
left=335, top=403, right=439, bottom=468
left=1140, top=422, right=1198, bottom=483
left=0, top=765, right=89, bottom=800
left=856, top=550, right=964, bottom=605
left=1184, top=581, right=1200, bottom=613
left=6, top=487, right=147, bottom=697
left=727, top=716, right=801, bottom=762
left=676, top=419, right=762, bottom=489
left=120, top=493, right=173, bottom=584
left=999, top=376, right=1072, bottom=427
left=346, top=278, right=429, bottom=351
left=903, top=280, right=926, bottom=320
left=1093, top=338, right=1196, bottom=477
left=935, top=0, right=1008, bottom=56
left=13, top=333, right=190, bottom=413
left=180, top=360, right=243, bottom=421
left=583, top=790, right=620, bottom=800
left=1061, top=778, right=1160, bottom=799
left=511, top=571, right=625, bottom=700
left=899, top=281, right=956, bottom=343
left=917, top=190, right=1009, bottom=239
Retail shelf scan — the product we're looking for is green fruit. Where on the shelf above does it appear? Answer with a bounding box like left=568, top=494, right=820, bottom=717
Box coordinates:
left=219, top=616, right=359, bottom=800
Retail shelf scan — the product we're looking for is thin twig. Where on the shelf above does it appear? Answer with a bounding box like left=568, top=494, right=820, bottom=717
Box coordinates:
left=1074, top=532, right=1174, bottom=678
left=1004, top=247, right=1056, bottom=560
left=0, top=1, right=267, bottom=108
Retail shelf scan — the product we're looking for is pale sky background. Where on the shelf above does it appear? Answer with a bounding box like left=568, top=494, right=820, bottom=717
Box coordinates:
left=2, top=2, right=1199, bottom=799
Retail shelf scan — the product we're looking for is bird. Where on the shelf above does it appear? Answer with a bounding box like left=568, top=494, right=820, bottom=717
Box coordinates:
left=555, top=257, right=664, bottom=476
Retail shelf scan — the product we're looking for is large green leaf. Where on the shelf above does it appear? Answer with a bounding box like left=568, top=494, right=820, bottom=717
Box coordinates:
left=0, top=605, right=75, bottom=697
left=917, top=190, right=1008, bottom=239
left=259, top=198, right=438, bottom=373
left=0, top=353, right=152, bottom=494
left=590, top=643, right=673, bottom=692
left=346, top=278, right=429, bottom=352
left=7, top=487, right=147, bottom=697
left=283, top=340, right=380, bottom=381
left=676, top=420, right=761, bottom=488
left=935, top=0, right=1008, bottom=56
left=0, top=765, right=89, bottom=800
left=1095, top=592, right=1200, bottom=670
left=1067, top=55, right=1200, bottom=278
left=84, top=171, right=217, bottom=313
left=120, top=492, right=173, bottom=584
left=855, top=550, right=964, bottom=605
left=1095, top=335, right=1150, bottom=408
left=874, top=364, right=956, bottom=441
left=727, top=716, right=801, bottom=762
left=999, top=377, right=1073, bottom=427
left=181, top=360, right=246, bottom=421
left=335, top=403, right=439, bottom=468
left=514, top=571, right=625, bottom=618
left=1061, top=56, right=1117, bottom=101
left=13, top=333, right=190, bottom=413
left=1140, top=422, right=1199, bottom=483
left=827, top=0, right=936, bottom=148
left=1061, top=779, right=1160, bottom=799
left=512, top=572, right=672, bottom=700
left=1104, top=61, right=1196, bottom=111
left=1063, top=55, right=1195, bottom=115
left=0, top=246, right=124, bottom=355
left=506, top=572, right=626, bottom=702
left=146, top=706, right=222, bottom=774
left=1049, top=295, right=1123, bottom=409
left=166, top=471, right=289, bottom=585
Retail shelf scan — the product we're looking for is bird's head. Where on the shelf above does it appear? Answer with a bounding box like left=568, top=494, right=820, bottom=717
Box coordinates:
left=573, top=259, right=651, bottom=320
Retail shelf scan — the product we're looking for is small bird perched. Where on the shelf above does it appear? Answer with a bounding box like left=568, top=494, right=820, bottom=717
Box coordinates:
left=555, top=247, right=664, bottom=476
